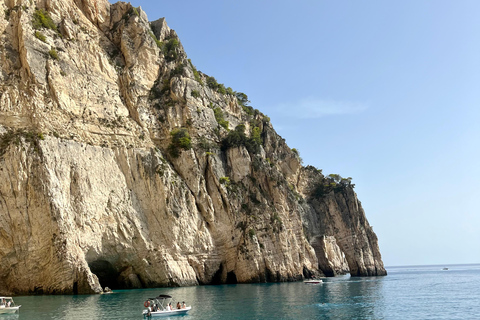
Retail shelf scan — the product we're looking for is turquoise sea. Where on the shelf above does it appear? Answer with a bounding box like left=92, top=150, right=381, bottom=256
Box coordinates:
left=6, top=264, right=480, bottom=319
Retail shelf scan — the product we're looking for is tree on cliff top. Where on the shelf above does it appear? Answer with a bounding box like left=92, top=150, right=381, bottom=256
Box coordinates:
left=312, top=174, right=355, bottom=198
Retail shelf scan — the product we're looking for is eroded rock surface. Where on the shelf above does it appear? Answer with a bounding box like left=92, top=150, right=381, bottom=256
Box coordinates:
left=0, top=0, right=385, bottom=295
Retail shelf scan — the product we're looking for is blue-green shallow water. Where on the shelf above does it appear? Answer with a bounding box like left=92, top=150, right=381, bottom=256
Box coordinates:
left=7, top=264, right=480, bottom=319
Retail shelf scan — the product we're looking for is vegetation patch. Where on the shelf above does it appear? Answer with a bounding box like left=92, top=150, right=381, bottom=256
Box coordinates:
left=167, top=128, right=192, bottom=158
left=188, top=59, right=203, bottom=85
left=206, top=76, right=227, bottom=94
left=312, top=174, right=355, bottom=198
left=122, top=6, right=140, bottom=21
left=148, top=31, right=162, bottom=48
left=32, top=9, right=57, bottom=31
left=291, top=148, right=303, bottom=163
left=48, top=48, right=58, bottom=60
left=131, top=7, right=139, bottom=17
left=236, top=92, right=249, bottom=106
left=221, top=124, right=262, bottom=154
left=213, top=107, right=229, bottom=130
left=163, top=38, right=180, bottom=62
left=34, top=31, right=46, bottom=42
left=219, top=176, right=230, bottom=186
left=0, top=129, right=44, bottom=158
left=171, top=63, right=185, bottom=77
left=190, top=89, right=200, bottom=98
left=235, top=91, right=270, bottom=122
left=197, top=136, right=216, bottom=152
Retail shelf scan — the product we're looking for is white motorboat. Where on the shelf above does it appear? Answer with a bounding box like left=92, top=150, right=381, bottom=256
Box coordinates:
left=142, top=294, right=191, bottom=318
left=304, top=279, right=323, bottom=284
left=0, top=297, right=21, bottom=314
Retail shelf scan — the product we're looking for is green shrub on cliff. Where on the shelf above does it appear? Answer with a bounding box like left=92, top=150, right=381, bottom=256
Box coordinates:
left=148, top=31, right=162, bottom=48
left=219, top=176, right=230, bottom=186
left=250, top=126, right=262, bottom=147
left=163, top=38, right=179, bottom=62
left=291, top=148, right=303, bottom=163
left=206, top=76, right=228, bottom=94
left=168, top=128, right=192, bottom=158
left=32, top=9, right=57, bottom=31
left=221, top=123, right=262, bottom=154
left=206, top=76, right=219, bottom=90
left=213, top=107, right=229, bottom=130
left=191, top=89, right=200, bottom=98
left=48, top=48, right=59, bottom=60
left=34, top=31, right=46, bottom=42
left=131, top=7, right=139, bottom=17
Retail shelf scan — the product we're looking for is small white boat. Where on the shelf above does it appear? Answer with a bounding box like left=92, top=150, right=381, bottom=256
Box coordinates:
left=0, top=296, right=21, bottom=314
left=142, top=294, right=191, bottom=318
left=304, top=279, right=323, bottom=284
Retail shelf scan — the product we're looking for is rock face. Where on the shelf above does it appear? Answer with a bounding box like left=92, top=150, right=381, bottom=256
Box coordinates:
left=0, top=0, right=386, bottom=295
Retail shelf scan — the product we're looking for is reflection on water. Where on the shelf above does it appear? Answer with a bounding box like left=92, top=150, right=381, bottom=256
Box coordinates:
left=11, top=264, right=480, bottom=320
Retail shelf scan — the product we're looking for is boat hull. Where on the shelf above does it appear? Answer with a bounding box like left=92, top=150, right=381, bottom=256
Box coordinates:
left=0, top=306, right=20, bottom=314
left=143, top=306, right=191, bottom=317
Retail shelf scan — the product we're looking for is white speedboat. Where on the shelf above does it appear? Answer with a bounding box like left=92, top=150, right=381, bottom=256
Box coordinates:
left=304, top=279, right=323, bottom=284
left=142, top=294, right=191, bottom=318
left=0, top=297, right=21, bottom=314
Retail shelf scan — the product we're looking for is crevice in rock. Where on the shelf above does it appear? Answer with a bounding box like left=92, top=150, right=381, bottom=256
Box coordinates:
left=45, top=60, right=60, bottom=109
left=73, top=281, right=78, bottom=294
left=118, top=71, right=142, bottom=128
left=210, top=263, right=223, bottom=285
left=13, top=9, right=32, bottom=80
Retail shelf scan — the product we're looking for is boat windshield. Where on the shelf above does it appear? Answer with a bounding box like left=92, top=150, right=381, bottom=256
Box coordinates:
left=145, top=295, right=175, bottom=311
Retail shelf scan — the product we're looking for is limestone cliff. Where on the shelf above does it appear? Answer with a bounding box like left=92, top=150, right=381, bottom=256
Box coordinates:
left=0, top=0, right=386, bottom=295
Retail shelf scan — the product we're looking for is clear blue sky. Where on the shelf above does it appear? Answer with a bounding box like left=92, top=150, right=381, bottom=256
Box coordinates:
left=126, top=0, right=480, bottom=267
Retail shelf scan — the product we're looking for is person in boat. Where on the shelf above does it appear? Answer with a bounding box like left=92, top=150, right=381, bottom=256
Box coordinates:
left=147, top=304, right=152, bottom=315
left=176, top=302, right=181, bottom=309
left=182, top=301, right=186, bottom=309
left=167, top=303, right=172, bottom=311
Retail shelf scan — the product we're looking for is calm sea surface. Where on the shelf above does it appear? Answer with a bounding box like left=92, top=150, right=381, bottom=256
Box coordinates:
left=6, top=264, right=480, bottom=319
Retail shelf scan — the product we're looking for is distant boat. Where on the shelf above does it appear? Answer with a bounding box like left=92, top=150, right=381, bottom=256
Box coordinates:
left=442, top=267, right=449, bottom=270
left=0, top=297, right=21, bottom=314
left=304, top=279, right=323, bottom=284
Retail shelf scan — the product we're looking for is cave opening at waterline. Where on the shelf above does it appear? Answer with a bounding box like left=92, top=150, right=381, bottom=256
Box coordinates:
left=88, top=260, right=122, bottom=290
